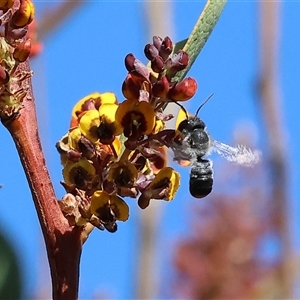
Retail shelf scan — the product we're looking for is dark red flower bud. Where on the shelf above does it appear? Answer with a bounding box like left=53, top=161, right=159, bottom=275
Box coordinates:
left=122, top=73, right=140, bottom=100
left=159, top=36, right=173, bottom=60
left=151, top=55, right=165, bottom=73
left=165, top=50, right=189, bottom=72
left=152, top=75, right=169, bottom=98
left=167, top=77, right=197, bottom=101
left=133, top=60, right=150, bottom=80
left=144, top=44, right=159, bottom=61
left=125, top=53, right=136, bottom=72
left=6, top=26, right=28, bottom=41
left=0, top=66, right=9, bottom=85
left=125, top=55, right=150, bottom=79
left=153, top=36, right=163, bottom=50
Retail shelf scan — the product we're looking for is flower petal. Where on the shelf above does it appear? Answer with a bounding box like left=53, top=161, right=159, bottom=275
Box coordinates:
left=90, top=190, right=110, bottom=215
left=98, top=103, right=123, bottom=140
left=109, top=195, right=129, bottom=221
left=148, top=167, right=180, bottom=200
left=68, top=127, right=82, bottom=151
left=91, top=190, right=129, bottom=222
left=71, top=92, right=101, bottom=124
left=115, top=100, right=155, bottom=138
left=62, top=158, right=96, bottom=189
left=107, top=161, right=138, bottom=187
left=79, top=109, right=100, bottom=143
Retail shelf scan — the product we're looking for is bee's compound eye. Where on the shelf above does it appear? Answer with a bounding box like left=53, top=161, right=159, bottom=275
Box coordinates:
left=177, top=119, right=190, bottom=132
left=189, top=177, right=213, bottom=198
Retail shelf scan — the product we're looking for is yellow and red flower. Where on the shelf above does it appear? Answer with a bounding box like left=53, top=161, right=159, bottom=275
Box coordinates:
left=107, top=160, right=138, bottom=188
left=79, top=103, right=122, bottom=145
left=62, top=158, right=97, bottom=190
left=91, top=190, right=129, bottom=222
left=138, top=167, right=180, bottom=209
left=115, top=99, right=156, bottom=139
left=56, top=35, right=200, bottom=232
left=70, top=92, right=117, bottom=128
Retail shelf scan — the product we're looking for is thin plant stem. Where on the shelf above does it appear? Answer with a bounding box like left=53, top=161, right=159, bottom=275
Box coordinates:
left=257, top=1, right=292, bottom=298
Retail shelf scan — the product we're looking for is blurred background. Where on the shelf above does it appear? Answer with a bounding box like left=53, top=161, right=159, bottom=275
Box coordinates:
left=0, top=1, right=300, bottom=299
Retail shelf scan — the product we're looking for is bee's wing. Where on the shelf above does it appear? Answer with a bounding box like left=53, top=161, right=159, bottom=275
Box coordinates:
left=210, top=139, right=260, bottom=166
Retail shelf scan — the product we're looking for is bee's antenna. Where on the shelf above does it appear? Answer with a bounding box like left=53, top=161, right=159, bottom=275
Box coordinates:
left=195, top=93, right=214, bottom=117
left=173, top=101, right=189, bottom=119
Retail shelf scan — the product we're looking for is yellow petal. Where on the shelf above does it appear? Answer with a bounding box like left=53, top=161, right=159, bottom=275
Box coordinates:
left=112, top=137, right=122, bottom=157
left=12, top=0, right=35, bottom=28
left=149, top=167, right=180, bottom=200
left=68, top=127, right=82, bottom=150
left=107, top=161, right=138, bottom=186
left=90, top=190, right=129, bottom=222
left=97, top=92, right=118, bottom=107
left=90, top=190, right=110, bottom=215
left=79, top=109, right=100, bottom=143
left=109, top=195, right=129, bottom=221
left=98, top=103, right=123, bottom=136
left=175, top=107, right=189, bottom=130
left=71, top=92, right=101, bottom=121
left=152, top=119, right=165, bottom=134
left=137, top=101, right=156, bottom=135
left=115, top=100, right=156, bottom=136
left=115, top=99, right=134, bottom=124
left=62, top=158, right=96, bottom=187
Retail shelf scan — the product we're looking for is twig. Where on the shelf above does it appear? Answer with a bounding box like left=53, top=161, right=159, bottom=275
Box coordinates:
left=2, top=60, right=83, bottom=299
left=37, top=1, right=85, bottom=39
left=257, top=1, right=292, bottom=298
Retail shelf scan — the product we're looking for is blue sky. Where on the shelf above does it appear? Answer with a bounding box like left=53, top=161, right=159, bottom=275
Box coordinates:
left=0, top=1, right=299, bottom=299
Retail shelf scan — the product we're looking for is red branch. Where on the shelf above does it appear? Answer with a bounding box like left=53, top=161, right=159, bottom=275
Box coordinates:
left=3, top=61, right=82, bottom=300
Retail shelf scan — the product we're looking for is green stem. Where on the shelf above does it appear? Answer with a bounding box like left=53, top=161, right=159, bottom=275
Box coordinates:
left=173, top=0, right=227, bottom=83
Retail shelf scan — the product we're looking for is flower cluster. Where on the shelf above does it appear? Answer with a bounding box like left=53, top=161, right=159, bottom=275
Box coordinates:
left=57, top=36, right=198, bottom=232
left=0, top=0, right=36, bottom=121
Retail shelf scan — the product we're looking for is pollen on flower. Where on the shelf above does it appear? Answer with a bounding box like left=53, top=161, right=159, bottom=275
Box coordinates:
left=57, top=36, right=200, bottom=232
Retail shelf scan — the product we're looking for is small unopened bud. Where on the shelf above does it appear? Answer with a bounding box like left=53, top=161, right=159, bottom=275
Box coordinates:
left=8, top=26, right=28, bottom=41
left=144, top=44, right=159, bottom=61
left=0, top=66, right=9, bottom=85
left=125, top=55, right=150, bottom=80
left=165, top=50, right=189, bottom=74
left=59, top=194, right=78, bottom=215
left=151, top=55, right=165, bottom=73
left=159, top=36, right=173, bottom=60
left=124, top=53, right=136, bottom=72
left=152, top=36, right=163, bottom=50
left=13, top=38, right=31, bottom=62
left=122, top=74, right=140, bottom=100
left=11, top=0, right=35, bottom=28
left=152, top=75, right=169, bottom=98
left=167, top=77, right=197, bottom=101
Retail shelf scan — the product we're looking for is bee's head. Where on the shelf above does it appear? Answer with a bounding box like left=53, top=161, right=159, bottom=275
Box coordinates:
left=174, top=94, right=213, bottom=133
left=177, top=116, right=206, bottom=133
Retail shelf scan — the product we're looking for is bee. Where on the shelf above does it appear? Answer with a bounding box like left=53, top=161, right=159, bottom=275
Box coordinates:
left=170, top=95, right=260, bottom=198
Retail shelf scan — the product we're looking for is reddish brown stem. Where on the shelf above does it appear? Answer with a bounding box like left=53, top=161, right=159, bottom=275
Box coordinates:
left=2, top=61, right=82, bottom=300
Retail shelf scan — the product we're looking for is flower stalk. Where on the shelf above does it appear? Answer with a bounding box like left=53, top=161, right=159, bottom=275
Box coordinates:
left=0, top=0, right=228, bottom=298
